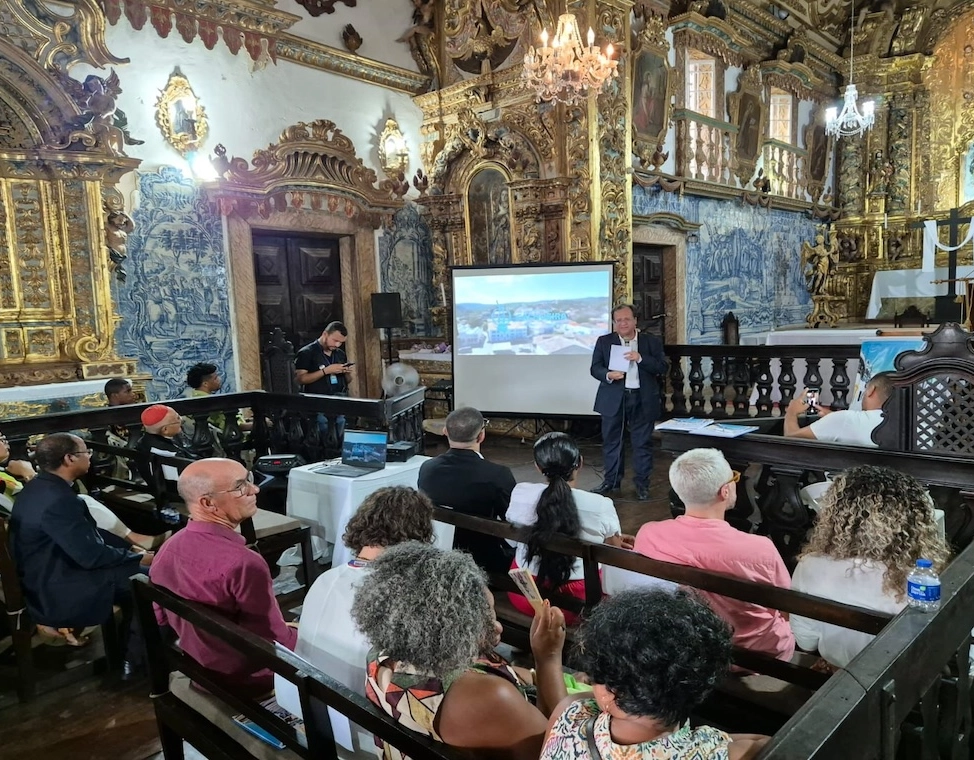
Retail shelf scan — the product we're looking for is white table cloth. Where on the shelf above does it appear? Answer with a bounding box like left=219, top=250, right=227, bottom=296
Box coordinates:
left=286, top=456, right=454, bottom=565
left=866, top=266, right=974, bottom=319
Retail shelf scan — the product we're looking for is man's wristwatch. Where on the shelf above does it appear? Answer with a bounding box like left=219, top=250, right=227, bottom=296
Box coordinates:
left=319, top=364, right=327, bottom=373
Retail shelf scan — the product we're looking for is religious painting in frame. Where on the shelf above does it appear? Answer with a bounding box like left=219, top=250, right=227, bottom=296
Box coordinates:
left=631, top=15, right=674, bottom=170
left=465, top=165, right=512, bottom=266
left=727, top=67, right=766, bottom=185
left=803, top=112, right=832, bottom=203
left=155, top=68, right=209, bottom=156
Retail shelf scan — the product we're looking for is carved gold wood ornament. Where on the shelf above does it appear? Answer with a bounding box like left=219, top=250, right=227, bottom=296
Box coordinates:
left=155, top=69, right=209, bottom=156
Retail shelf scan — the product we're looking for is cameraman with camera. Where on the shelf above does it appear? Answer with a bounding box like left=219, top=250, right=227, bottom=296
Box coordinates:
left=783, top=374, right=892, bottom=448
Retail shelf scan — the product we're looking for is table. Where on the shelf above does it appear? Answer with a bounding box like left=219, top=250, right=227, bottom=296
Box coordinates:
left=286, top=456, right=454, bottom=565
left=866, top=266, right=974, bottom=319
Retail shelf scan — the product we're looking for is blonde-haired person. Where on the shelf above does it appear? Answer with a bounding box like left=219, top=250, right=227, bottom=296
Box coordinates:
left=790, top=465, right=950, bottom=669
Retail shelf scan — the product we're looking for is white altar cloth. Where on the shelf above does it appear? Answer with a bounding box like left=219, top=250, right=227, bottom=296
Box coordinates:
left=866, top=266, right=974, bottom=319
left=0, top=378, right=106, bottom=403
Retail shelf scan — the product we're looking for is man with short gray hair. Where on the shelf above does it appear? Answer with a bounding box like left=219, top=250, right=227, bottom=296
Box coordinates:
left=633, top=448, right=795, bottom=661
left=417, top=407, right=516, bottom=573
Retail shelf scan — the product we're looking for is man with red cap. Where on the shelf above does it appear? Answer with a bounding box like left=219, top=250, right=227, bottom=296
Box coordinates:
left=135, top=405, right=197, bottom=489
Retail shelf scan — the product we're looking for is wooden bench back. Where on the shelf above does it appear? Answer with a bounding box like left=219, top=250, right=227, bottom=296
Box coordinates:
left=132, top=575, right=465, bottom=760
left=874, top=322, right=974, bottom=456
left=431, top=507, right=892, bottom=692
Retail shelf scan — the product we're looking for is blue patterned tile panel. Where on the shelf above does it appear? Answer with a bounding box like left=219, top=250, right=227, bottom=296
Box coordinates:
left=114, top=167, right=235, bottom=401
left=634, top=187, right=813, bottom=343
left=377, top=203, right=436, bottom=336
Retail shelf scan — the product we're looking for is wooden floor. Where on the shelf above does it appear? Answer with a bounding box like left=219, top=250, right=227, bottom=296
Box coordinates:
left=0, top=435, right=674, bottom=759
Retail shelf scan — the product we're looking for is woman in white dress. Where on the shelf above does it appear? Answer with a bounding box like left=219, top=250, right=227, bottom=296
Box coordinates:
left=790, top=466, right=950, bottom=669
left=506, top=433, right=630, bottom=623
left=277, top=486, right=435, bottom=758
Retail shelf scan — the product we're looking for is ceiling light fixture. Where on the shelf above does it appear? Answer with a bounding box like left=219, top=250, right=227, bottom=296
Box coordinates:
left=522, top=13, right=618, bottom=105
left=825, top=0, right=874, bottom=138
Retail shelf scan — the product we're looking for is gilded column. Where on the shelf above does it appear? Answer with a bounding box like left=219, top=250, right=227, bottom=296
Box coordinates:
left=565, top=0, right=632, bottom=301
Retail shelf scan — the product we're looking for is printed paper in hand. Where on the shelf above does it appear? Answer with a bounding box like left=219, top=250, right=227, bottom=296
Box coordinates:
left=608, top=344, right=631, bottom=372
left=509, top=568, right=545, bottom=614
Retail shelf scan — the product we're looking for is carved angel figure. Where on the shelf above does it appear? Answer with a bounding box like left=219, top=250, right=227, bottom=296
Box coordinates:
left=801, top=232, right=839, bottom=296
left=105, top=207, right=135, bottom=284
left=54, top=69, right=143, bottom=155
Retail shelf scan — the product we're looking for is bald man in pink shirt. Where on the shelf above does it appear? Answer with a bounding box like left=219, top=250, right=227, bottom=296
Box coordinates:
left=151, top=458, right=297, bottom=695
left=633, top=448, right=795, bottom=661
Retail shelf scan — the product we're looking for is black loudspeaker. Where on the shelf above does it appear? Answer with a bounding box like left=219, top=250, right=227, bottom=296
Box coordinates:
left=371, top=292, right=404, bottom=328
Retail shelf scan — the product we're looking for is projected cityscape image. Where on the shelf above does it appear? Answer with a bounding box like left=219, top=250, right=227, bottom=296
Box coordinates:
left=454, top=271, right=611, bottom=356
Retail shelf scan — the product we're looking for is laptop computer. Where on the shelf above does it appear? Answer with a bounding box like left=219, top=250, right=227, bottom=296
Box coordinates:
left=312, top=429, right=388, bottom=478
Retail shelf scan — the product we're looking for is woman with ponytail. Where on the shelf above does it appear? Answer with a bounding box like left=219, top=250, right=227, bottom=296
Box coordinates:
left=506, top=433, right=630, bottom=623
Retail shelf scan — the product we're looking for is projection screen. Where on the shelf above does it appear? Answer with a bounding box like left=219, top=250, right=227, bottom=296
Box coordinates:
left=452, top=263, right=614, bottom=416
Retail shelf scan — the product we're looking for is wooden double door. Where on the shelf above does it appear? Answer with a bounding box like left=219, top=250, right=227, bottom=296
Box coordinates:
left=252, top=232, right=343, bottom=354
left=632, top=243, right=670, bottom=339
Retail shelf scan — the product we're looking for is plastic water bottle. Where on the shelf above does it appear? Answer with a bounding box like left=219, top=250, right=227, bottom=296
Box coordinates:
left=907, top=558, right=941, bottom=612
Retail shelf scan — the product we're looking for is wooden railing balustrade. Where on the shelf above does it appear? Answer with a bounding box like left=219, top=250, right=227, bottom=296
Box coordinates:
left=662, top=344, right=861, bottom=419
left=762, top=140, right=805, bottom=200
left=674, top=109, right=735, bottom=184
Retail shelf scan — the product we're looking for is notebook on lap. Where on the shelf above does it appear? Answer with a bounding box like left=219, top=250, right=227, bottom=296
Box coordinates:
left=312, top=430, right=388, bottom=478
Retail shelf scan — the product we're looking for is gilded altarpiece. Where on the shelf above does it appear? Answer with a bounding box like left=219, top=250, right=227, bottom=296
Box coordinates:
left=414, top=0, right=633, bottom=335
left=0, top=0, right=139, bottom=387
left=828, top=6, right=974, bottom=320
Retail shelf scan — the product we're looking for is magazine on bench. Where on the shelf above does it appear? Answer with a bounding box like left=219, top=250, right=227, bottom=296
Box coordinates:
left=232, top=696, right=306, bottom=749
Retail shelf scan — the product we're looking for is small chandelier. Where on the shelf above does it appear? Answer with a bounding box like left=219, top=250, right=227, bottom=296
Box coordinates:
left=825, top=0, right=874, bottom=138
left=522, top=13, right=618, bottom=105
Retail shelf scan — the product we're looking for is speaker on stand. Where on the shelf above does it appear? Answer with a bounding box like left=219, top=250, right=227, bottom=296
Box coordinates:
left=371, top=292, right=404, bottom=367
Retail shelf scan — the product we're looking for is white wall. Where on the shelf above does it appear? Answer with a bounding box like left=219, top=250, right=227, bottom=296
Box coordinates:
left=288, top=4, right=420, bottom=72
left=72, top=22, right=424, bottom=183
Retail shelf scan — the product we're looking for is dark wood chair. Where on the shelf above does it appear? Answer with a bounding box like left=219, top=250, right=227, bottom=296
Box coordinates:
left=0, top=518, right=122, bottom=703
left=261, top=328, right=300, bottom=395
left=893, top=304, right=930, bottom=328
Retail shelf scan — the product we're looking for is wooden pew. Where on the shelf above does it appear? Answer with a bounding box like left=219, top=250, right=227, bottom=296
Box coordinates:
left=429, top=507, right=891, bottom=729
left=133, top=575, right=466, bottom=760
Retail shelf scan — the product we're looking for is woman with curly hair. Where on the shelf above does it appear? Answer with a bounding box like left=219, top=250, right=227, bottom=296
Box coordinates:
left=790, top=466, right=950, bottom=668
left=352, top=542, right=568, bottom=760
left=541, top=590, right=768, bottom=759
left=278, top=487, right=436, bottom=755
left=506, top=432, right=629, bottom=623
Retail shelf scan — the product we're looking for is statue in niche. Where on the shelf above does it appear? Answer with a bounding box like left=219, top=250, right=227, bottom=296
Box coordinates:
left=54, top=69, right=143, bottom=155
left=105, top=205, right=135, bottom=284
left=868, top=150, right=894, bottom=197
left=467, top=167, right=512, bottom=265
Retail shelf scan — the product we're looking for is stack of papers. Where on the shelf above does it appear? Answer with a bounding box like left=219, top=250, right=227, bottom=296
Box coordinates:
left=656, top=418, right=758, bottom=438
left=656, top=418, right=714, bottom=432
left=688, top=423, right=758, bottom=438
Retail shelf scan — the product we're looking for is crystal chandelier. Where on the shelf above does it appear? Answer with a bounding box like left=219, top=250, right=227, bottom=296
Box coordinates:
left=825, top=0, right=874, bottom=138
left=522, top=13, right=618, bottom=105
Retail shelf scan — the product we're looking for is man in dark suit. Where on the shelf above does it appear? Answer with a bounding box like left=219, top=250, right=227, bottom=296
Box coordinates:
left=11, top=433, right=151, bottom=671
left=417, top=406, right=516, bottom=573
left=590, top=304, right=667, bottom=500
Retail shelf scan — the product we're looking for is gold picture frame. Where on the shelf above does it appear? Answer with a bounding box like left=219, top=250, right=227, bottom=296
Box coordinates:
left=155, top=68, right=208, bottom=156
left=631, top=14, right=674, bottom=170
left=727, top=66, right=766, bottom=186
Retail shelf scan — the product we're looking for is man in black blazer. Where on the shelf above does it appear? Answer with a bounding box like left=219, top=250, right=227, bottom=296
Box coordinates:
left=417, top=406, right=516, bottom=573
left=590, top=304, right=667, bottom=500
left=11, top=433, right=150, bottom=668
